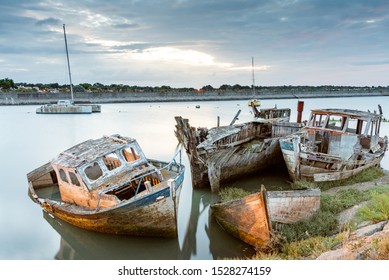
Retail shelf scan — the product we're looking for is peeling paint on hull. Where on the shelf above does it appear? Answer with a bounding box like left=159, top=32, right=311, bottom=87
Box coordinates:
left=175, top=116, right=302, bottom=192
left=280, top=107, right=388, bottom=182
left=211, top=187, right=320, bottom=248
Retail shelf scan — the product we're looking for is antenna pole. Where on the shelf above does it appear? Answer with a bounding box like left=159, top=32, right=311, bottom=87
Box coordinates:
left=252, top=56, right=255, bottom=98
left=63, top=24, right=74, bottom=104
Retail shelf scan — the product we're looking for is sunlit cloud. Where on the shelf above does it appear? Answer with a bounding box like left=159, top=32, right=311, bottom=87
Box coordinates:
left=131, top=47, right=233, bottom=67
left=229, top=65, right=271, bottom=71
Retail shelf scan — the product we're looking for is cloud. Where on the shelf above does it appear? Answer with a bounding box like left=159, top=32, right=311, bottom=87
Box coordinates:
left=131, top=47, right=233, bottom=67
left=1, top=0, right=389, bottom=87
left=35, top=17, right=61, bottom=26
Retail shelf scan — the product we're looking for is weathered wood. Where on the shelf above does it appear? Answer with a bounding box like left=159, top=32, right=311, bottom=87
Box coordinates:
left=267, top=188, right=321, bottom=224
left=211, top=187, right=271, bottom=248
left=211, top=186, right=321, bottom=248
left=280, top=107, right=387, bottom=182
left=175, top=115, right=302, bottom=191
left=27, top=134, right=185, bottom=237
left=229, top=109, right=241, bottom=126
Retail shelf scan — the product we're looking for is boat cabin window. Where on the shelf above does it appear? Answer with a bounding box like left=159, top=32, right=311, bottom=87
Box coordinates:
left=103, top=152, right=122, bottom=171
left=84, top=162, right=103, bottom=181
left=69, top=171, right=81, bottom=187
left=310, top=113, right=325, bottom=127
left=345, top=118, right=358, bottom=133
left=326, top=115, right=346, bottom=131
left=356, top=119, right=369, bottom=135
left=59, top=169, right=68, bottom=183
left=122, top=146, right=140, bottom=163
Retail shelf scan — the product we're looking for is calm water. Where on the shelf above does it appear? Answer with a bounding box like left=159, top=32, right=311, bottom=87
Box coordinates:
left=0, top=96, right=388, bottom=260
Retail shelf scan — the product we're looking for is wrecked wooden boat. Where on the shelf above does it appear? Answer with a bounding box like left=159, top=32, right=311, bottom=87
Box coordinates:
left=280, top=106, right=388, bottom=182
left=27, top=134, right=185, bottom=237
left=175, top=115, right=302, bottom=192
left=249, top=104, right=292, bottom=121
left=211, top=186, right=320, bottom=248
left=211, top=187, right=271, bottom=248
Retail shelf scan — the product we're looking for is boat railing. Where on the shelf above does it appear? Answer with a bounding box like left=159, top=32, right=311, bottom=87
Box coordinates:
left=94, top=145, right=183, bottom=211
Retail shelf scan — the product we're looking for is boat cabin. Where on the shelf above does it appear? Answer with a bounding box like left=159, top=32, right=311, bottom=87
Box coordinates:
left=304, top=108, right=383, bottom=159
left=57, top=100, right=73, bottom=106
left=50, top=135, right=164, bottom=209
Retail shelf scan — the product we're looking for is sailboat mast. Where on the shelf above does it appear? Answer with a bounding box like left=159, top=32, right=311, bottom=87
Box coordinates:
left=251, top=56, right=256, bottom=98
left=63, top=24, right=74, bottom=104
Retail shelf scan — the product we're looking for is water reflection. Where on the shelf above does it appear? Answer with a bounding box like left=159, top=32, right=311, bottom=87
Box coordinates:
left=180, top=187, right=256, bottom=260
left=44, top=186, right=256, bottom=260
left=44, top=211, right=182, bottom=260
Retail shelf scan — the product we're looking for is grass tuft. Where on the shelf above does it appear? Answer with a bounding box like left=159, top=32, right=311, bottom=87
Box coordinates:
left=357, top=192, right=389, bottom=223
left=316, top=167, right=385, bottom=191
left=219, top=187, right=251, bottom=203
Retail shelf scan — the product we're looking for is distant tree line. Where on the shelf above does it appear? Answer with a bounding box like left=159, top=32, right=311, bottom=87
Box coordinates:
left=1, top=77, right=388, bottom=94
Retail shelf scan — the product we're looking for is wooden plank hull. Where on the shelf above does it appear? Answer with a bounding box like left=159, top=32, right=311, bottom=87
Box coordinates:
left=207, top=138, right=282, bottom=192
left=211, top=187, right=320, bottom=248
left=175, top=116, right=301, bottom=192
left=40, top=188, right=179, bottom=237
left=28, top=161, right=185, bottom=238
left=267, top=188, right=321, bottom=224
left=211, top=189, right=271, bottom=248
left=280, top=107, right=387, bottom=182
left=280, top=139, right=386, bottom=182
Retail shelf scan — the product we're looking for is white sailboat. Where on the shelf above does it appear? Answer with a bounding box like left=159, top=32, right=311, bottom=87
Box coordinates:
left=248, top=56, right=261, bottom=107
left=36, top=24, right=100, bottom=114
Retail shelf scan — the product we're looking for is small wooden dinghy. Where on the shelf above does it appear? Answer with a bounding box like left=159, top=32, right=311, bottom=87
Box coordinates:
left=211, top=186, right=321, bottom=248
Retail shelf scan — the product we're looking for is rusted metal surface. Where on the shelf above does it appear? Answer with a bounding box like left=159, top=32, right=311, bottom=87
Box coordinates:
left=27, top=134, right=185, bottom=237
left=175, top=115, right=302, bottom=192
left=211, top=186, right=320, bottom=248
left=280, top=106, right=388, bottom=182
left=211, top=187, right=271, bottom=248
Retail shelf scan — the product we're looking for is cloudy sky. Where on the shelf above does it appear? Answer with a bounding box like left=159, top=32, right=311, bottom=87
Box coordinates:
left=1, top=0, right=388, bottom=88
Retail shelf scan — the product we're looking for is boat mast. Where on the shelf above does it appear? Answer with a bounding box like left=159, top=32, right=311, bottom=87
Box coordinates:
left=63, top=24, right=74, bottom=104
left=251, top=56, right=256, bottom=98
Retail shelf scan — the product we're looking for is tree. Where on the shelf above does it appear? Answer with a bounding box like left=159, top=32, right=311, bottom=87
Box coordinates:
left=0, top=78, right=15, bottom=90
left=201, top=85, right=214, bottom=91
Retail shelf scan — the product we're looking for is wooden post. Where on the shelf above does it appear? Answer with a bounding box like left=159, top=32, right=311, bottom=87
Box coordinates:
left=230, top=109, right=241, bottom=126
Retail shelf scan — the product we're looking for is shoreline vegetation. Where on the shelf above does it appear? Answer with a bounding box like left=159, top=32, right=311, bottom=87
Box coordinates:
left=1, top=82, right=389, bottom=106
left=219, top=167, right=389, bottom=260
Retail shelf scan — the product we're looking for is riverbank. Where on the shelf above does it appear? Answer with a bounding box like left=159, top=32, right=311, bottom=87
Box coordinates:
left=1, top=88, right=388, bottom=105
left=249, top=169, right=389, bottom=260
